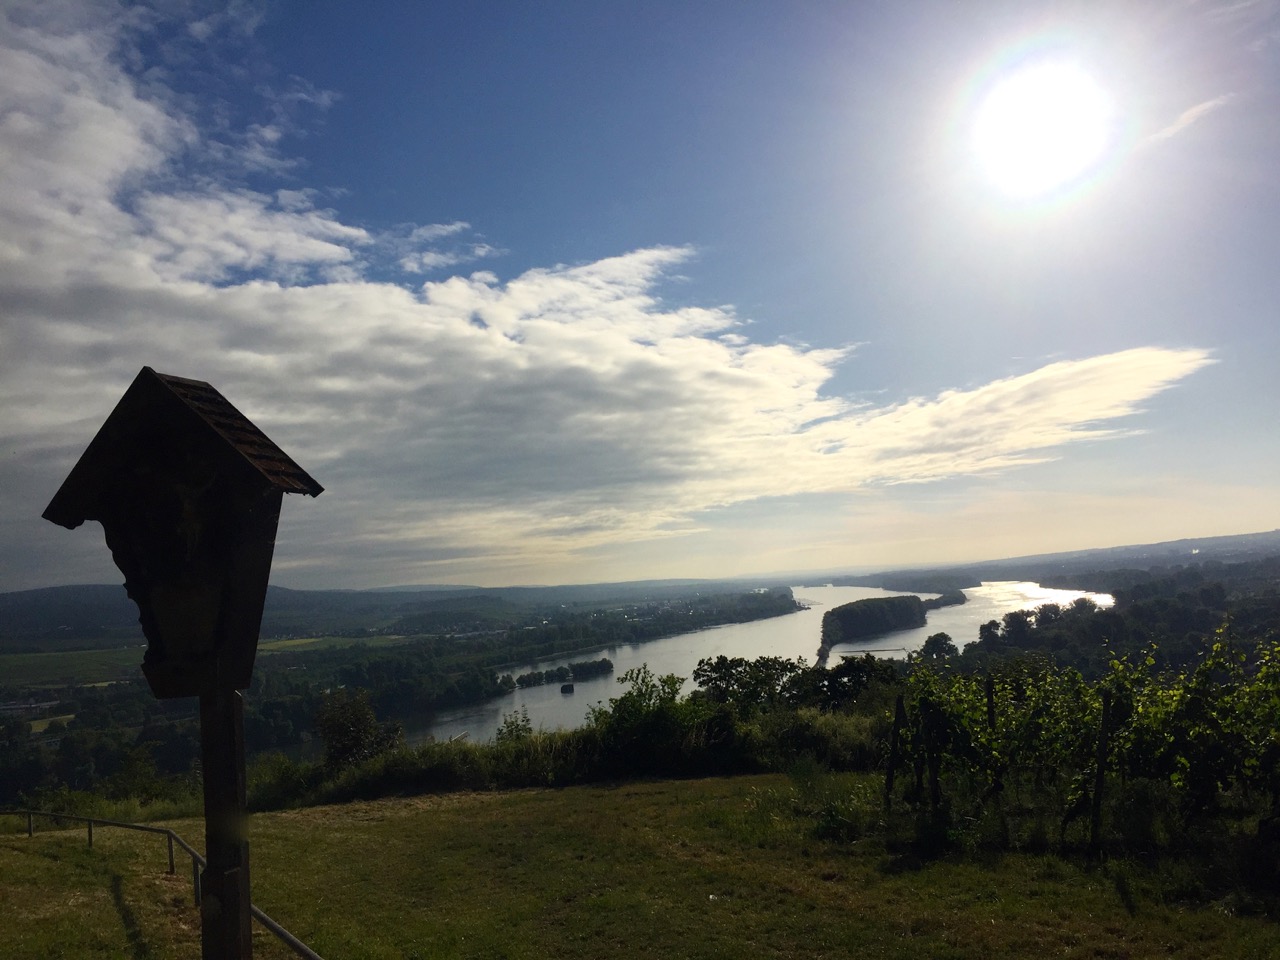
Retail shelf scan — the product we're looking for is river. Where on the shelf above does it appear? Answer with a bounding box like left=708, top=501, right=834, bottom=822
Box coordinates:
left=406, top=580, right=1112, bottom=746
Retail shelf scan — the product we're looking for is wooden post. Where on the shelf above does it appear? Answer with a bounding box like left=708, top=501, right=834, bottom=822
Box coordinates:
left=26, top=812, right=33, bottom=837
left=984, top=675, right=1003, bottom=803
left=985, top=675, right=996, bottom=732
left=200, top=688, right=253, bottom=959
left=1090, top=690, right=1111, bottom=856
left=884, top=694, right=906, bottom=813
left=168, top=832, right=176, bottom=874
left=87, top=820, right=93, bottom=849
left=917, top=696, right=943, bottom=812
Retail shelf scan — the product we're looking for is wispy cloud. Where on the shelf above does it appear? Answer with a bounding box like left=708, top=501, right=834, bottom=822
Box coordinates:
left=1147, top=94, right=1235, bottom=143
left=371, top=221, right=505, bottom=274
left=0, top=2, right=1215, bottom=588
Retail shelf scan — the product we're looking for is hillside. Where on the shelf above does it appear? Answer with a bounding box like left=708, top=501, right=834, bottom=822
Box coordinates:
left=817, top=528, right=1280, bottom=593
left=4, top=775, right=1278, bottom=959
left=0, top=578, right=794, bottom=654
left=7, top=529, right=1280, bottom=653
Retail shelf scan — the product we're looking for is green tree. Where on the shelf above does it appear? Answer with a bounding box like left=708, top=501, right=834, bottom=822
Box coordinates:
left=314, top=689, right=402, bottom=771
left=920, top=633, right=958, bottom=661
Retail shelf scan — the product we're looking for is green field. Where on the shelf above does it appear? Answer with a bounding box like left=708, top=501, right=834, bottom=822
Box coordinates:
left=257, top=634, right=416, bottom=654
left=3, top=775, right=1278, bottom=960
left=0, top=635, right=419, bottom=688
left=28, top=714, right=74, bottom=733
left=0, top=648, right=143, bottom=688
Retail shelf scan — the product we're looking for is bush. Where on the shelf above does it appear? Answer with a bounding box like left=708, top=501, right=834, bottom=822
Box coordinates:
left=247, top=752, right=323, bottom=811
left=314, top=689, right=403, bottom=772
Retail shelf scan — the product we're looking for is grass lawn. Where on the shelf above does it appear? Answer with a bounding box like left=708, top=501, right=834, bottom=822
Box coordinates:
left=3, top=775, right=1278, bottom=959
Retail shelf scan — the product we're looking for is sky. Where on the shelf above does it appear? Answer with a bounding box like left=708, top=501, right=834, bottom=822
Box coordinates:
left=3, top=0, right=1280, bottom=591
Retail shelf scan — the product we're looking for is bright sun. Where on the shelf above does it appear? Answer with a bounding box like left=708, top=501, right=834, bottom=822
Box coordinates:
left=971, top=60, right=1115, bottom=200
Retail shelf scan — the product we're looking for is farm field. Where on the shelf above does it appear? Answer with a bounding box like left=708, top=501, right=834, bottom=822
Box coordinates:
left=0, top=648, right=142, bottom=689
left=0, top=635, right=419, bottom=688
left=257, top=634, right=416, bottom=654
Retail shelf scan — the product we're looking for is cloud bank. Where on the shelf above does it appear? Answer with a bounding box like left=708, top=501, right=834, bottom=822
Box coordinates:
left=0, top=3, right=1213, bottom=587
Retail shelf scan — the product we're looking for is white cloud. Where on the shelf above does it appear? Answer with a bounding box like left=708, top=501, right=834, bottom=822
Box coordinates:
left=135, top=188, right=369, bottom=282
left=390, top=223, right=503, bottom=274
left=0, top=2, right=1216, bottom=588
left=410, top=221, right=471, bottom=243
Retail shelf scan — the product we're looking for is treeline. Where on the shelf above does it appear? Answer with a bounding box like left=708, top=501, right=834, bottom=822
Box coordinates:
left=954, top=576, right=1246, bottom=678
left=0, top=582, right=803, bottom=653
left=499, top=588, right=799, bottom=653
left=0, top=589, right=799, bottom=806
left=922, top=591, right=966, bottom=611
left=515, top=658, right=613, bottom=689
left=818, top=595, right=926, bottom=660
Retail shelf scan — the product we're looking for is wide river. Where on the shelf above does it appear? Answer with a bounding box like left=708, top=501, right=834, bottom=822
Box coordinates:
left=407, top=581, right=1112, bottom=746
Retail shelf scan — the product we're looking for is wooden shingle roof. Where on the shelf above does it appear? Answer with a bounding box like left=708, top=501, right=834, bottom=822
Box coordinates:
left=149, top=370, right=323, bottom=497
left=44, top=366, right=322, bottom=530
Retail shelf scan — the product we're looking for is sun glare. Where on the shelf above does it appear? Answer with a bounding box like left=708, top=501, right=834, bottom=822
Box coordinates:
left=971, top=60, right=1115, bottom=200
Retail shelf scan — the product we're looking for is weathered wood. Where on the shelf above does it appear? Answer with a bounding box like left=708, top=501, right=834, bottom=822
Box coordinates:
left=200, top=688, right=252, bottom=959
left=41, top=368, right=322, bottom=958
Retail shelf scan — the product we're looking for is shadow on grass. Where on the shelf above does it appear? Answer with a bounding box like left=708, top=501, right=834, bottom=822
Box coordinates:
left=110, top=872, right=154, bottom=960
left=878, top=852, right=928, bottom=875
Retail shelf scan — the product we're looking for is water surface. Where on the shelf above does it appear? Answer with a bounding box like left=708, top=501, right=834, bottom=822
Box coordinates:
left=409, top=581, right=1111, bottom=745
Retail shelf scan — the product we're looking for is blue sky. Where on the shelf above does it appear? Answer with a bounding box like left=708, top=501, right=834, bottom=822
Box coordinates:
left=2, top=0, right=1279, bottom=590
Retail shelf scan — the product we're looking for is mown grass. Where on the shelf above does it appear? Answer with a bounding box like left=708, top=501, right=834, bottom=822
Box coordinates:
left=4, top=774, right=1279, bottom=959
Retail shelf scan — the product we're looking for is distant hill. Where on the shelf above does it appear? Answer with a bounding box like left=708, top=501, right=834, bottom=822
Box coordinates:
left=819, top=529, right=1280, bottom=594
left=7, top=529, right=1280, bottom=654
left=0, top=577, right=791, bottom=654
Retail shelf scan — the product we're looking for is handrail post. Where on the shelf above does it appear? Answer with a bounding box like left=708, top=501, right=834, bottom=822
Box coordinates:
left=168, top=832, right=176, bottom=874
left=87, top=820, right=93, bottom=849
left=26, top=812, right=33, bottom=837
left=192, top=853, right=203, bottom=907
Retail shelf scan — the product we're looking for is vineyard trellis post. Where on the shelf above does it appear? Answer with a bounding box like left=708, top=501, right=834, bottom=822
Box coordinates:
left=1089, top=689, right=1112, bottom=856
left=884, top=694, right=907, bottom=814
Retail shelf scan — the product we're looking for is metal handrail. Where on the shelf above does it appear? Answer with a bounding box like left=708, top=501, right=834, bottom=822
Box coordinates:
left=2, top=808, right=323, bottom=960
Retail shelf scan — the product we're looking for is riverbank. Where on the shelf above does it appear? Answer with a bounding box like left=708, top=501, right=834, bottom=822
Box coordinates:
left=410, top=581, right=1112, bottom=744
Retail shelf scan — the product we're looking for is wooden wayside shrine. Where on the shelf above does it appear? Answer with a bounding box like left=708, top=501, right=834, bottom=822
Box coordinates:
left=44, top=366, right=322, bottom=960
